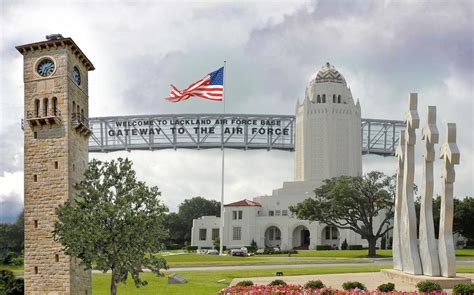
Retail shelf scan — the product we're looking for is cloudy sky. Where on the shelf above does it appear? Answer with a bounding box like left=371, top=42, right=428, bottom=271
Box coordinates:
left=1, top=0, right=473, bottom=222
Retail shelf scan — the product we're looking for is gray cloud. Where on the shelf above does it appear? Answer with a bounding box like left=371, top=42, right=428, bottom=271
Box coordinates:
left=0, top=0, right=472, bottom=219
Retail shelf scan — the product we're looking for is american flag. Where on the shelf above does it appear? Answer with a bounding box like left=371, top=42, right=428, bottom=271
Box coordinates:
left=165, top=67, right=224, bottom=102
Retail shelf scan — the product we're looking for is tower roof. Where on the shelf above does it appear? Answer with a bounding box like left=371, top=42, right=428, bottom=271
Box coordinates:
left=314, top=62, right=345, bottom=85
left=16, top=37, right=95, bottom=71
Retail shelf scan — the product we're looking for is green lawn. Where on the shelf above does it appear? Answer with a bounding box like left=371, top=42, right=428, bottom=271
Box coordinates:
left=92, top=264, right=474, bottom=295
left=157, top=253, right=367, bottom=266
left=0, top=264, right=23, bottom=274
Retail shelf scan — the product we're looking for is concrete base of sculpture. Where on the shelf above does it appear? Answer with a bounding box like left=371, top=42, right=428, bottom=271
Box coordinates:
left=381, top=269, right=471, bottom=289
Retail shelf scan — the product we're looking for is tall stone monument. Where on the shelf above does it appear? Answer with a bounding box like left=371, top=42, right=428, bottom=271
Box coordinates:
left=17, top=35, right=93, bottom=294
left=382, top=93, right=469, bottom=288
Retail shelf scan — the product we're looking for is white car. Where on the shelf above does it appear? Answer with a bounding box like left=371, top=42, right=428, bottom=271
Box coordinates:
left=207, top=249, right=219, bottom=255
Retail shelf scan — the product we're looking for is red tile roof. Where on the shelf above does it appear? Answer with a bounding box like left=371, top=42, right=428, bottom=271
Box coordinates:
left=224, top=199, right=262, bottom=207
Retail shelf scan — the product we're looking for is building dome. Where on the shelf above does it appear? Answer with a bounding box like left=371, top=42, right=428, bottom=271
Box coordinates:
left=314, top=62, right=346, bottom=85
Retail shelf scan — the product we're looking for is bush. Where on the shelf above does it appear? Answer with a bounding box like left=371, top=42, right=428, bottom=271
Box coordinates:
left=316, top=245, right=332, bottom=250
left=304, top=280, right=325, bottom=289
left=341, top=239, right=348, bottom=250
left=186, top=246, right=198, bottom=252
left=348, top=244, right=363, bottom=250
left=10, top=255, right=23, bottom=266
left=0, top=270, right=24, bottom=295
left=377, top=282, right=395, bottom=292
left=453, top=283, right=474, bottom=295
left=342, top=281, right=367, bottom=290
left=236, top=280, right=253, bottom=287
left=164, top=243, right=182, bottom=250
left=416, top=281, right=442, bottom=292
left=268, top=279, right=287, bottom=286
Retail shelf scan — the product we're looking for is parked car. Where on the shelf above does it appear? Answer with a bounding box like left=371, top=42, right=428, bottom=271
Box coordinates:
left=207, top=249, right=219, bottom=255
left=230, top=249, right=247, bottom=256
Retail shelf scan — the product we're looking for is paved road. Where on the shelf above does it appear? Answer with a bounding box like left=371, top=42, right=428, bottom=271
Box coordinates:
left=168, top=259, right=474, bottom=272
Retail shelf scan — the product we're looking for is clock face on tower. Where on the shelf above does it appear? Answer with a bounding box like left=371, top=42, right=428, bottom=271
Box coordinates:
left=72, top=66, right=81, bottom=85
left=36, top=58, right=55, bottom=77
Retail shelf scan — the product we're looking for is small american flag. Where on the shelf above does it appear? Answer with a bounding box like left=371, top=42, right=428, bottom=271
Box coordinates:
left=165, top=67, right=224, bottom=102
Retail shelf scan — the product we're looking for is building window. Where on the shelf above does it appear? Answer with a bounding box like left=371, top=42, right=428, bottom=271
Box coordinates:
left=55, top=254, right=59, bottom=262
left=34, top=99, right=40, bottom=117
left=269, top=210, right=274, bottom=216
left=325, top=226, right=331, bottom=240
left=275, top=210, right=281, bottom=216
left=322, top=94, right=326, bottom=103
left=52, top=97, right=58, bottom=115
left=212, top=228, right=219, bottom=240
left=282, top=210, right=288, bottom=216
left=268, top=227, right=281, bottom=241
left=316, top=95, right=321, bottom=103
left=332, top=226, right=338, bottom=240
left=232, top=210, right=243, bottom=220
left=54, top=161, right=59, bottom=169
left=333, top=94, right=336, bottom=103
left=199, top=228, right=207, bottom=241
left=33, top=174, right=37, bottom=182
left=34, top=220, right=38, bottom=228
left=233, top=227, right=241, bottom=240
left=34, top=266, right=38, bottom=274
left=338, top=95, right=341, bottom=103
left=43, top=98, right=49, bottom=117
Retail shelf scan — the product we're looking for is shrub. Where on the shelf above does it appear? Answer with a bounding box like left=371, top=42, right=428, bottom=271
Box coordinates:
left=268, top=279, right=287, bottom=286
left=377, top=282, right=395, bottom=292
left=164, top=243, right=182, bottom=250
left=453, top=283, right=474, bottom=295
left=236, top=280, right=253, bottom=287
left=341, top=239, right=348, bottom=250
left=348, top=244, right=363, bottom=250
left=0, top=270, right=24, bottom=295
left=342, top=281, right=367, bottom=290
left=416, top=281, right=442, bottom=292
left=316, top=245, right=332, bottom=250
left=186, top=246, right=198, bottom=252
left=304, top=280, right=325, bottom=289
left=10, top=255, right=23, bottom=266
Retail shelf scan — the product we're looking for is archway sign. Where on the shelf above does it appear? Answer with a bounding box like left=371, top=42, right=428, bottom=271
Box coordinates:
left=87, top=114, right=404, bottom=155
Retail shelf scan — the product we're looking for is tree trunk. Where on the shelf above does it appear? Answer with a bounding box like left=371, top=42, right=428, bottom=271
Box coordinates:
left=110, top=269, right=119, bottom=295
left=367, top=237, right=377, bottom=257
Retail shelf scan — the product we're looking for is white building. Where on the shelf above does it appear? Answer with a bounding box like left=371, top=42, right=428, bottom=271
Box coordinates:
left=191, top=63, right=384, bottom=250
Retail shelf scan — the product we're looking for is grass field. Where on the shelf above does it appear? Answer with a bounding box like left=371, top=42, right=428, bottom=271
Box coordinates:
left=92, top=264, right=474, bottom=295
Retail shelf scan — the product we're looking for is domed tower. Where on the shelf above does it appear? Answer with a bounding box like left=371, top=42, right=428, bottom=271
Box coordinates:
left=294, top=63, right=362, bottom=183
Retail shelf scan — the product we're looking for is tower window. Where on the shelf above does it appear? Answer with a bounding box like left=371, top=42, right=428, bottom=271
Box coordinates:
left=55, top=161, right=59, bottom=169
left=33, top=132, right=37, bottom=139
left=55, top=254, right=59, bottom=262
left=52, top=97, right=58, bottom=115
left=316, top=95, right=321, bottom=103
left=33, top=174, right=37, bottom=182
left=34, top=266, right=38, bottom=274
left=72, top=101, right=76, bottom=115
left=73, top=164, right=75, bottom=172
left=322, top=94, right=326, bottom=103
left=34, top=99, right=40, bottom=117
left=34, top=220, right=38, bottom=228
left=333, top=95, right=336, bottom=103
left=338, top=95, right=341, bottom=103
left=43, top=98, right=49, bottom=117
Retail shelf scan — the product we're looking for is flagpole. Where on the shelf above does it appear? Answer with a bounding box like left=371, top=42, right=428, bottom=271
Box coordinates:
left=219, top=61, right=226, bottom=255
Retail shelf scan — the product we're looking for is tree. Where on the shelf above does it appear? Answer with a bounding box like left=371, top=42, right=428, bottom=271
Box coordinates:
left=53, top=158, right=168, bottom=295
left=290, top=171, right=394, bottom=257
left=176, top=197, right=220, bottom=243
left=453, top=197, right=474, bottom=241
left=0, top=211, right=24, bottom=263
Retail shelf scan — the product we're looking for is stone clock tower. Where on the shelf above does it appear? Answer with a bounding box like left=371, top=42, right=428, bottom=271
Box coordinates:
left=17, top=35, right=93, bottom=294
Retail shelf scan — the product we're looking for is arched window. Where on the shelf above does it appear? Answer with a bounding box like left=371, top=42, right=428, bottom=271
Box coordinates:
left=34, top=99, right=40, bottom=117
left=316, top=95, right=321, bottom=103
left=52, top=97, right=58, bottom=115
left=72, top=101, right=76, bottom=115
left=338, top=95, right=341, bottom=104
left=43, top=98, right=49, bottom=117
left=322, top=94, right=326, bottom=103
left=76, top=105, right=80, bottom=117
left=333, top=95, right=336, bottom=103
left=81, top=109, right=84, bottom=118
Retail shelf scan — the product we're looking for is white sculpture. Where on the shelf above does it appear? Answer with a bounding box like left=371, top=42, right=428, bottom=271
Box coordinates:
left=400, top=93, right=423, bottom=275
left=419, top=106, right=441, bottom=276
left=392, top=94, right=460, bottom=279
left=438, top=123, right=460, bottom=277
left=392, top=130, right=405, bottom=271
